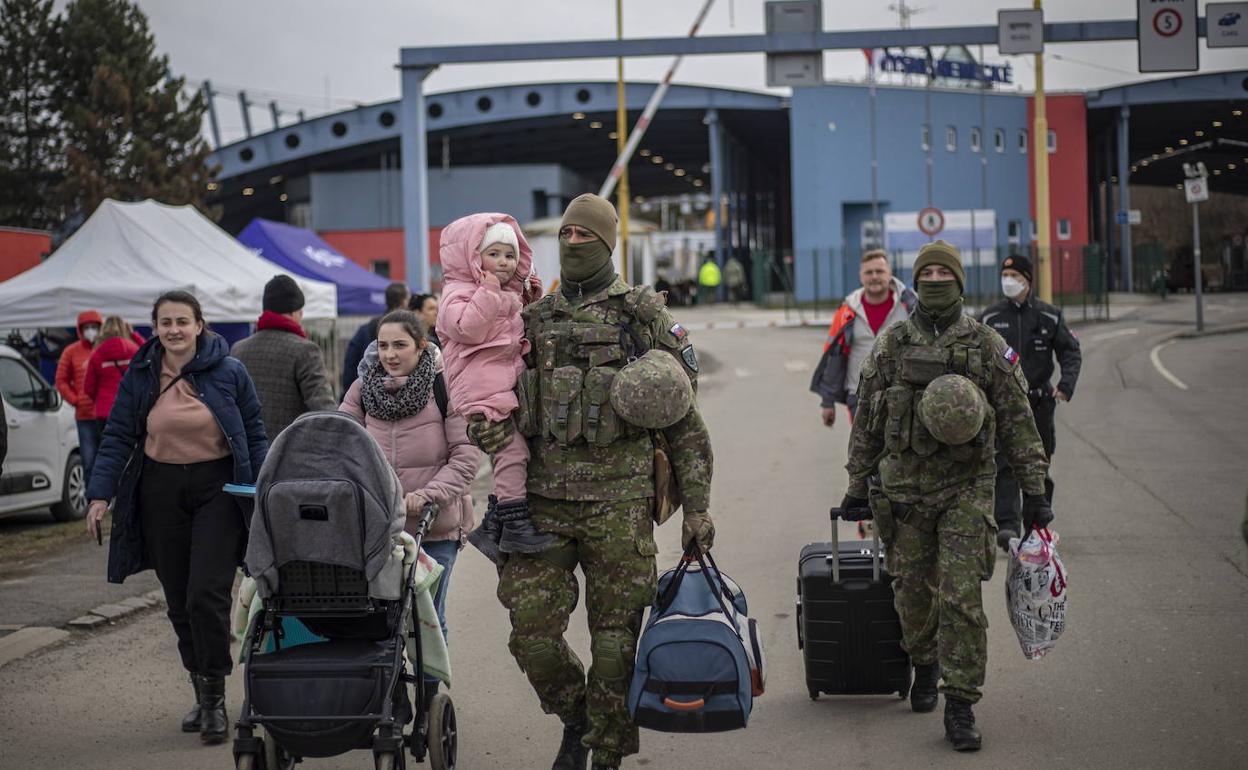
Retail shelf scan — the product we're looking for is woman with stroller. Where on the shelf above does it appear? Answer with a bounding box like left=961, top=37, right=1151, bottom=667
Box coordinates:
left=85, top=290, right=268, bottom=745
left=338, top=309, right=480, bottom=702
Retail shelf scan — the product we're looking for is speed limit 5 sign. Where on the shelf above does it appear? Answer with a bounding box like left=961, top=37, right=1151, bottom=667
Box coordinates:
left=1138, top=0, right=1198, bottom=72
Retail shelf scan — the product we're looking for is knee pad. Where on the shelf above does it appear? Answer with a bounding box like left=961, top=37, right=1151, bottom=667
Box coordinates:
left=515, top=637, right=562, bottom=680
left=589, top=629, right=633, bottom=683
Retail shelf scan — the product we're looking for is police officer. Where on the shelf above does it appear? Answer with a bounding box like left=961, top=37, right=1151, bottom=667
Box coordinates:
left=842, top=240, right=1050, bottom=752
left=469, top=193, right=713, bottom=770
left=979, top=255, right=1081, bottom=547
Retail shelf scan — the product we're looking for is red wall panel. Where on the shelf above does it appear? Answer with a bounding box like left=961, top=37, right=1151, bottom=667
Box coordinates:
left=0, top=228, right=52, bottom=282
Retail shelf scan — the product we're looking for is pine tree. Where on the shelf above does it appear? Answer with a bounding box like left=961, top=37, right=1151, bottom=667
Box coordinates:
left=0, top=0, right=63, bottom=230
left=54, top=0, right=213, bottom=219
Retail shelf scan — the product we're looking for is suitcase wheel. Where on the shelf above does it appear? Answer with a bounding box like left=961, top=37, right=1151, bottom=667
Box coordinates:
left=808, top=687, right=819, bottom=701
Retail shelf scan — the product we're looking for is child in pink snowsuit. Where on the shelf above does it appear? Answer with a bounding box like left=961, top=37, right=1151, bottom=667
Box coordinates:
left=436, top=213, right=554, bottom=562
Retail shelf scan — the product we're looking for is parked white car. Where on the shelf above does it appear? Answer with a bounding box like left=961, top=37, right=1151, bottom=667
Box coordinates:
left=0, top=343, right=85, bottom=521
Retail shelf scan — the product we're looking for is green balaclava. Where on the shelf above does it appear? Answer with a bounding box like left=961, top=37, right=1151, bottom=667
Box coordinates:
left=559, top=193, right=618, bottom=298
left=913, top=240, right=966, bottom=327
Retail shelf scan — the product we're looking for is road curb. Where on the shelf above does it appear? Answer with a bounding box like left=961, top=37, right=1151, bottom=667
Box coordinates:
left=0, top=626, right=70, bottom=668
left=65, top=593, right=167, bottom=632
left=1172, top=322, right=1248, bottom=339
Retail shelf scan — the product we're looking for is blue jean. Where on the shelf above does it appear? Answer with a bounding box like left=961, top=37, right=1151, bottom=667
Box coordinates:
left=76, top=419, right=101, bottom=488
left=420, top=538, right=459, bottom=684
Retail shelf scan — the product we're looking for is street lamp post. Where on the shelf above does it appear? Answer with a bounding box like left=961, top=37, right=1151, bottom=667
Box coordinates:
left=1182, top=162, right=1208, bottom=333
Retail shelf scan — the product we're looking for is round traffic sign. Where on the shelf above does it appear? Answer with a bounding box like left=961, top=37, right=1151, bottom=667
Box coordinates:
left=917, top=207, right=945, bottom=236
left=1153, top=9, right=1182, bottom=37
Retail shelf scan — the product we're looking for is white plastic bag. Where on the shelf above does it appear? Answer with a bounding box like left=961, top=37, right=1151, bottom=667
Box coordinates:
left=1005, top=528, right=1068, bottom=660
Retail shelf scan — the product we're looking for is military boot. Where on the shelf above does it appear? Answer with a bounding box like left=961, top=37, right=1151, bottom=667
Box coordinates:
left=590, top=749, right=622, bottom=770
left=498, top=498, right=557, bottom=554
left=468, top=495, right=504, bottom=564
left=944, top=696, right=982, bottom=752
left=551, top=716, right=589, bottom=770
left=181, top=673, right=203, bottom=732
left=198, top=676, right=229, bottom=745
left=910, top=663, right=940, bottom=713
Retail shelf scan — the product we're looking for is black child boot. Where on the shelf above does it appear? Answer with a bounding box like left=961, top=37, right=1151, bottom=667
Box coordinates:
left=944, top=696, right=983, bottom=752
left=468, top=495, right=505, bottom=564
left=198, top=675, right=229, bottom=745
left=181, top=673, right=203, bottom=733
left=910, top=663, right=940, bottom=713
left=497, top=498, right=557, bottom=554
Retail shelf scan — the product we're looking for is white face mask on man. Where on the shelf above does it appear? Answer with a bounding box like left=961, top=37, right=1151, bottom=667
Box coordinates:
left=1001, top=276, right=1027, bottom=300
left=82, top=327, right=100, bottom=343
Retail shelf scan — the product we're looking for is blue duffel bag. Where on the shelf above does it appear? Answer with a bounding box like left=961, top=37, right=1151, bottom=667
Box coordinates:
left=628, top=545, right=765, bottom=732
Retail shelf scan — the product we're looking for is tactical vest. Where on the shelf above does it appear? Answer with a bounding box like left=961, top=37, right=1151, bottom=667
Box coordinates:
left=871, top=323, right=997, bottom=465
left=516, top=286, right=664, bottom=449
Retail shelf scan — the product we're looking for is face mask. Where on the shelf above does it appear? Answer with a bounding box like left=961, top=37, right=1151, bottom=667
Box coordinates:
left=82, top=327, right=99, bottom=343
left=1001, top=276, right=1027, bottom=299
left=916, top=280, right=962, bottom=312
left=559, top=238, right=612, bottom=282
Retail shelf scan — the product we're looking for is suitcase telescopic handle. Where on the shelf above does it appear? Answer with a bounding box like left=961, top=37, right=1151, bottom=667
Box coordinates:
left=828, top=506, right=881, bottom=584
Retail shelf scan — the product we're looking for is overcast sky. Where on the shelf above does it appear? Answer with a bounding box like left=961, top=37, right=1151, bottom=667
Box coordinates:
left=110, top=0, right=1248, bottom=144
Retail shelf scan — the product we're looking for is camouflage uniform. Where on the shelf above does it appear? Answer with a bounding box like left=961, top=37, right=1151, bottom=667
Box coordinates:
left=499, top=277, right=711, bottom=763
left=846, top=311, right=1047, bottom=704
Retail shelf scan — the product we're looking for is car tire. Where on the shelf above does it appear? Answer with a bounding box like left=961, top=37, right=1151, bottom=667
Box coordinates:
left=50, top=453, right=87, bottom=522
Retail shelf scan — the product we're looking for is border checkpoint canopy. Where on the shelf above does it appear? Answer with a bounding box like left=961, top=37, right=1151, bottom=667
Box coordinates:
left=0, top=199, right=337, bottom=328
left=237, top=218, right=389, bottom=316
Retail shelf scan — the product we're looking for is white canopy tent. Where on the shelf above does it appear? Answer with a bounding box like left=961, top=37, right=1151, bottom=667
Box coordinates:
left=0, top=199, right=337, bottom=328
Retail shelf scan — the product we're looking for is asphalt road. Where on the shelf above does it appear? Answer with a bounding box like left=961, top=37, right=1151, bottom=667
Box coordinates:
left=2, top=294, right=1246, bottom=769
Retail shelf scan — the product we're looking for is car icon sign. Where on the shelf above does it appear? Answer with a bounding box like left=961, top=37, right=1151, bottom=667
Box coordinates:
left=1218, top=12, right=1241, bottom=26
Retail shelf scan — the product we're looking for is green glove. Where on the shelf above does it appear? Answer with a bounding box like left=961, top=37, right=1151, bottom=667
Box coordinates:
left=682, top=509, right=715, bottom=553
left=466, top=414, right=514, bottom=455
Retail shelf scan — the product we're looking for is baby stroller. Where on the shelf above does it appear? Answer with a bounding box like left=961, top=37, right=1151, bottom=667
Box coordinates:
left=232, top=411, right=457, bottom=770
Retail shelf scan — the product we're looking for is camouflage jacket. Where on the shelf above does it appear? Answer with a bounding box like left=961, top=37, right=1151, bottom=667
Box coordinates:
left=519, top=278, right=713, bottom=511
left=845, top=311, right=1047, bottom=504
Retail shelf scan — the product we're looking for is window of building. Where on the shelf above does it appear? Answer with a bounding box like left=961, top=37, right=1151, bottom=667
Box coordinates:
left=921, top=124, right=930, bottom=151
left=1018, top=129, right=1028, bottom=153
left=1047, top=129, right=1057, bottom=154
left=970, top=127, right=981, bottom=153
left=1057, top=219, right=1072, bottom=240
left=371, top=260, right=391, bottom=278
left=946, top=126, right=957, bottom=151
left=994, top=128, right=1005, bottom=153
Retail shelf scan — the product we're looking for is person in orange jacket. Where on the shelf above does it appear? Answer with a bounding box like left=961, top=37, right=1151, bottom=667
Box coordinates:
left=55, top=310, right=103, bottom=485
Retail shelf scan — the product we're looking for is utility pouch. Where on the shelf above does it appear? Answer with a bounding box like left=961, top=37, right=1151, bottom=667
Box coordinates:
left=899, top=346, right=949, bottom=386
left=543, top=366, right=584, bottom=445
left=582, top=367, right=621, bottom=447
left=980, top=512, right=998, bottom=582
left=909, top=390, right=939, bottom=457
left=868, top=488, right=897, bottom=546
left=514, top=369, right=540, bottom=438
left=883, top=385, right=913, bottom=455
left=652, top=431, right=682, bottom=526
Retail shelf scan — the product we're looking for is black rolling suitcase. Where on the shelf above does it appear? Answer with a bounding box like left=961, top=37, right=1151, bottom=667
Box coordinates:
left=796, top=506, right=911, bottom=700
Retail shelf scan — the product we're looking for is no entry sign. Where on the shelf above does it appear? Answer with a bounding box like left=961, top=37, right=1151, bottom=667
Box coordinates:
left=917, top=207, right=945, bottom=236
left=1137, top=0, right=1198, bottom=72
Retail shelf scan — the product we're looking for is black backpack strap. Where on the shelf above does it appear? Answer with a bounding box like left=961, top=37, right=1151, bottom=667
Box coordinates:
left=433, top=372, right=449, bottom=418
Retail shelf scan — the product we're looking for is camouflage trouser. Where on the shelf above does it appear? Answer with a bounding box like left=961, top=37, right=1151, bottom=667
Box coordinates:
left=887, top=482, right=997, bottom=704
left=497, top=496, right=657, bottom=764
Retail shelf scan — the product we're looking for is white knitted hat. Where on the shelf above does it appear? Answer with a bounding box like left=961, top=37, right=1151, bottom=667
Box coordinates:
left=479, top=221, right=520, bottom=254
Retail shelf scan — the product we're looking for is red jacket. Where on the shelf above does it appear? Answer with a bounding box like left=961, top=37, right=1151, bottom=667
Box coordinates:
left=54, top=310, right=103, bottom=421
left=83, top=336, right=141, bottom=421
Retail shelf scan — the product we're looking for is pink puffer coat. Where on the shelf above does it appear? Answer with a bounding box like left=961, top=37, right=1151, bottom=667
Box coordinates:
left=434, top=213, right=539, bottom=422
left=339, top=358, right=481, bottom=543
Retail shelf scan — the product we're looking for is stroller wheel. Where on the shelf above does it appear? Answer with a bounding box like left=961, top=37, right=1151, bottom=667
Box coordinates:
left=262, top=727, right=297, bottom=770
left=234, top=755, right=256, bottom=770
left=427, top=693, right=457, bottom=770
left=375, top=750, right=405, bottom=770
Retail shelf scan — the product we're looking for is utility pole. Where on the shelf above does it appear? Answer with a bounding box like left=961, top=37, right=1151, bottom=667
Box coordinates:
left=616, top=0, right=630, bottom=281
left=1183, top=162, right=1209, bottom=332
left=1032, top=0, right=1053, bottom=302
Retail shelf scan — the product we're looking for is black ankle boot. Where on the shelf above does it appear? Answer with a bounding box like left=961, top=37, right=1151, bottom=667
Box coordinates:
left=468, top=496, right=504, bottom=564
left=910, top=663, right=940, bottom=713
left=181, top=673, right=203, bottom=733
left=198, top=675, right=228, bottom=745
left=551, top=718, right=588, bottom=770
left=498, top=498, right=556, bottom=554
left=944, top=696, right=982, bottom=752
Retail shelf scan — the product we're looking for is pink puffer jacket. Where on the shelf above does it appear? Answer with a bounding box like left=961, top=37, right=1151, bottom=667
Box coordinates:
left=435, top=213, right=539, bottom=422
left=339, top=365, right=481, bottom=543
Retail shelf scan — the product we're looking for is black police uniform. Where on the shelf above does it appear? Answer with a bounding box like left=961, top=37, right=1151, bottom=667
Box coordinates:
left=980, top=294, right=1081, bottom=529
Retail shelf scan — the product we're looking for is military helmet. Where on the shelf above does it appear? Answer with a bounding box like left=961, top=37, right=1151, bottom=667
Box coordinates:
left=916, top=374, right=987, bottom=445
left=610, top=349, right=693, bottom=430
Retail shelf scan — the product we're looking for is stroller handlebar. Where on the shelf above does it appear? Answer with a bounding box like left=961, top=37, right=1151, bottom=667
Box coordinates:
left=416, top=502, right=439, bottom=536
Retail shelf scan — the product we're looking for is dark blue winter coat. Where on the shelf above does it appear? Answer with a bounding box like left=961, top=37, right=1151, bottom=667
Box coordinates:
left=88, top=332, right=268, bottom=584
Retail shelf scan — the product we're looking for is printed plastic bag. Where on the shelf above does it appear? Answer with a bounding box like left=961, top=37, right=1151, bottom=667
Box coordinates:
left=1005, top=527, right=1068, bottom=660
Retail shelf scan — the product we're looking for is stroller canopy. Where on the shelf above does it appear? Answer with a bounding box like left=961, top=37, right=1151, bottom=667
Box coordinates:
left=245, top=411, right=406, bottom=600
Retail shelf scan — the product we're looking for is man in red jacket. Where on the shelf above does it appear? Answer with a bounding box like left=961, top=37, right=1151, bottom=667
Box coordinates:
left=54, top=310, right=103, bottom=485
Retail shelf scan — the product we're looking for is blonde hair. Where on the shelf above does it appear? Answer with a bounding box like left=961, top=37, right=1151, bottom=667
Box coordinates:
left=98, top=316, right=133, bottom=343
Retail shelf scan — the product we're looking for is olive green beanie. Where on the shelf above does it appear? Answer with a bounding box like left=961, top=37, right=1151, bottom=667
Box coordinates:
left=560, top=193, right=618, bottom=252
left=913, top=240, right=966, bottom=291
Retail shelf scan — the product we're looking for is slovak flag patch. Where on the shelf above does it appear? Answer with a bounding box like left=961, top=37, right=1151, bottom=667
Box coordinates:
left=1003, top=346, right=1020, bottom=365
left=670, top=323, right=687, bottom=340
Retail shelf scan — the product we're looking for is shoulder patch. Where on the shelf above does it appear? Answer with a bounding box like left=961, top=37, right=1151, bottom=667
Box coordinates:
left=681, top=345, right=699, bottom=372
left=1003, top=346, right=1019, bottom=366
left=670, top=322, right=687, bottom=341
